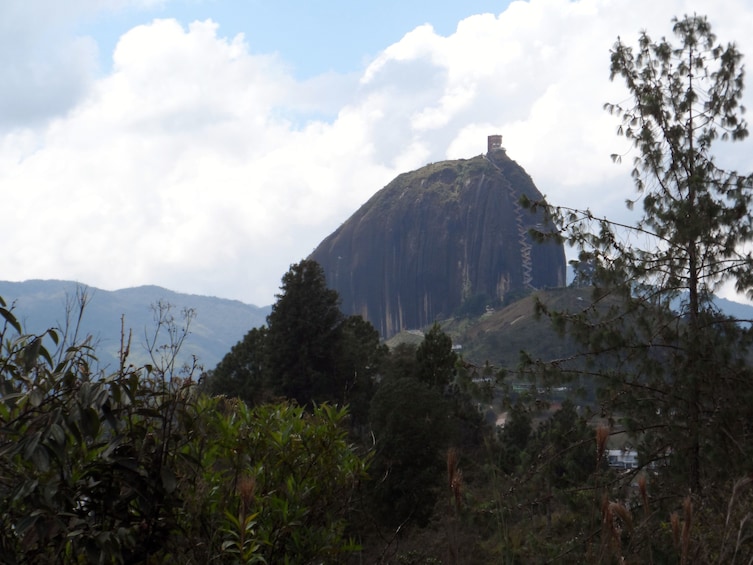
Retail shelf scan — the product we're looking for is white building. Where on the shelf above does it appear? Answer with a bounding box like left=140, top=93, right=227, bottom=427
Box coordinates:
left=606, top=449, right=639, bottom=470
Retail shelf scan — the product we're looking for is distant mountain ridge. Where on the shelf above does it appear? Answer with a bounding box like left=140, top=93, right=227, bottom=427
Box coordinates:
left=2, top=279, right=751, bottom=376
left=0, top=280, right=270, bottom=371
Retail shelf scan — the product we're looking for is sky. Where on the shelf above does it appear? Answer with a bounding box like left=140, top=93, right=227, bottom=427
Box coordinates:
left=3, top=0, right=753, bottom=307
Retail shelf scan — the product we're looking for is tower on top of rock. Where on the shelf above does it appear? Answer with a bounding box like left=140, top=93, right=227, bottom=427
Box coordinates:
left=487, top=134, right=503, bottom=153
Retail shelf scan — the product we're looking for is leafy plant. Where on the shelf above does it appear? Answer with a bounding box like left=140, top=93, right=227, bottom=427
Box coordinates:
left=0, top=295, right=369, bottom=564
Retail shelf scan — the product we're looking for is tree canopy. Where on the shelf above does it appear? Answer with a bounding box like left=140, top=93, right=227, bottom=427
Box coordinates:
left=206, top=259, right=387, bottom=415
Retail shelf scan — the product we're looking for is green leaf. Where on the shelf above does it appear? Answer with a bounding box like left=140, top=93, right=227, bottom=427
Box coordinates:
left=0, top=306, right=21, bottom=333
left=48, top=422, right=66, bottom=447
left=23, top=431, right=42, bottom=460
left=28, top=387, right=44, bottom=408
left=1, top=392, right=24, bottom=404
left=15, top=514, right=38, bottom=537
left=39, top=344, right=53, bottom=367
left=82, top=407, right=100, bottom=438
left=12, top=479, right=39, bottom=502
left=46, top=328, right=59, bottom=345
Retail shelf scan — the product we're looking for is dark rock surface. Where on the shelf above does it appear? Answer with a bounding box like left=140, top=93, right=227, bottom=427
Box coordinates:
left=310, top=148, right=566, bottom=337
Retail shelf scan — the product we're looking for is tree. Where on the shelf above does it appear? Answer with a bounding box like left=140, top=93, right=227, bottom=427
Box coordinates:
left=206, top=326, right=268, bottom=405
left=382, top=342, right=420, bottom=382
left=207, top=259, right=387, bottom=417
left=368, top=377, right=451, bottom=526
left=605, top=14, right=753, bottom=494
left=496, top=401, right=531, bottom=474
left=523, top=401, right=594, bottom=492
left=193, top=400, right=369, bottom=564
left=265, top=259, right=345, bottom=405
left=333, top=315, right=388, bottom=429
left=415, top=322, right=458, bottom=389
left=525, top=14, right=753, bottom=557
left=538, top=12, right=753, bottom=488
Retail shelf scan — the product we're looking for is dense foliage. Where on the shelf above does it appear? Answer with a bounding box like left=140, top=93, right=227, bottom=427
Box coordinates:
left=207, top=262, right=497, bottom=562
left=0, top=298, right=367, bottom=564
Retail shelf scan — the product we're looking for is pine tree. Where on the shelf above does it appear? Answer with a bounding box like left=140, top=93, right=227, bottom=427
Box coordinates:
left=208, top=259, right=386, bottom=412
left=416, top=322, right=458, bottom=389
left=533, top=14, right=753, bottom=500
left=607, top=13, right=753, bottom=495
left=265, top=259, right=344, bottom=405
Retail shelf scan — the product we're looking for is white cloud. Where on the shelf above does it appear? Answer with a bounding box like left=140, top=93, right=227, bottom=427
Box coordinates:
left=0, top=16, right=396, bottom=303
left=2, top=0, right=753, bottom=306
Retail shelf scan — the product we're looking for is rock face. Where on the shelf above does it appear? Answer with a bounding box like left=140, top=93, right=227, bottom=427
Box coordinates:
left=309, top=147, right=566, bottom=338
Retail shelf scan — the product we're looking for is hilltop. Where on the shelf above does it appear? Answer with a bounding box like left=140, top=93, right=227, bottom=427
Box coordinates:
left=310, top=140, right=566, bottom=338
